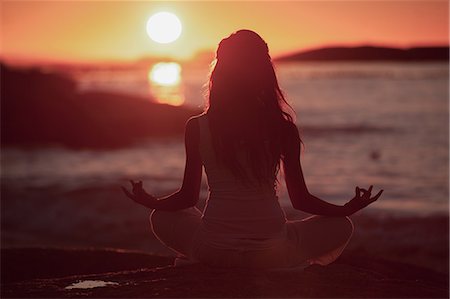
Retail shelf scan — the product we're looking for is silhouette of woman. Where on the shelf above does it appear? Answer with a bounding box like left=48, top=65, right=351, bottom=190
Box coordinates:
left=122, top=29, right=383, bottom=269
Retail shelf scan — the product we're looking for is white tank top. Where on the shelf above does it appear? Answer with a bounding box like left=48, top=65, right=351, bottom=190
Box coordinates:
left=198, top=114, right=287, bottom=243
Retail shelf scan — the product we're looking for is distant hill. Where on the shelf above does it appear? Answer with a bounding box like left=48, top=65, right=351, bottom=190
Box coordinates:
left=275, top=46, right=449, bottom=62
left=1, top=63, right=200, bottom=149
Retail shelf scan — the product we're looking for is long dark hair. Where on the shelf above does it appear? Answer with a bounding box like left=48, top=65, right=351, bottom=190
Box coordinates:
left=206, top=29, right=297, bottom=186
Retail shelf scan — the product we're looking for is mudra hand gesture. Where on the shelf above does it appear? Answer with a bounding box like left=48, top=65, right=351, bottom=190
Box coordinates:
left=344, top=185, right=383, bottom=215
left=121, top=180, right=157, bottom=209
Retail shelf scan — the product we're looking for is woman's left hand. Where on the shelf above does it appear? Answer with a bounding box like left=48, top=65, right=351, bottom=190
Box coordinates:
left=344, top=185, right=383, bottom=215
left=121, top=180, right=158, bottom=208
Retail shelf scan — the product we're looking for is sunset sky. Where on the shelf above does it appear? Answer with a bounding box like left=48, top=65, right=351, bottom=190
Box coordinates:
left=1, top=1, right=449, bottom=63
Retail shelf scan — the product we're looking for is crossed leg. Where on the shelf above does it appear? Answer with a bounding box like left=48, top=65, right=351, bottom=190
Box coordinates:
left=149, top=207, right=203, bottom=258
left=150, top=210, right=354, bottom=267
left=286, top=215, right=354, bottom=266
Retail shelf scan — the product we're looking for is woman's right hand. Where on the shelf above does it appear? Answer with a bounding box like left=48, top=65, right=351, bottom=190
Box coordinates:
left=121, top=180, right=158, bottom=209
left=344, top=185, right=383, bottom=215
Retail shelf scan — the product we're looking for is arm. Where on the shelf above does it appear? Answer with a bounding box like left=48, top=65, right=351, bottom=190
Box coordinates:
left=153, top=117, right=203, bottom=210
left=281, top=122, right=349, bottom=216
left=281, top=123, right=383, bottom=216
left=123, top=117, right=203, bottom=211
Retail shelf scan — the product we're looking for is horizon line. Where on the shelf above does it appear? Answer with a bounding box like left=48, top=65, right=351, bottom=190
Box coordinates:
left=2, top=42, right=449, bottom=67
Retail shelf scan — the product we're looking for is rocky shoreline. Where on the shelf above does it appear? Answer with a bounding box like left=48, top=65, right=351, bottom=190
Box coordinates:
left=1, top=247, right=448, bottom=298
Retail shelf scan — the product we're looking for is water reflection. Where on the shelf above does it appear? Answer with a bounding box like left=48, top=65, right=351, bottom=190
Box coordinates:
left=148, top=62, right=184, bottom=106
left=65, top=280, right=119, bottom=289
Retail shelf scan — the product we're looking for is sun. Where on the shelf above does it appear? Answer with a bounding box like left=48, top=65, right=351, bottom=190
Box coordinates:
left=146, top=12, right=182, bottom=44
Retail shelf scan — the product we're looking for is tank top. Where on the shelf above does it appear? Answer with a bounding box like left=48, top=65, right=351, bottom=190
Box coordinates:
left=198, top=114, right=287, bottom=244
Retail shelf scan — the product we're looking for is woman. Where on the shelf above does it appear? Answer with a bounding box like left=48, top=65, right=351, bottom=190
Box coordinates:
left=122, top=29, right=383, bottom=269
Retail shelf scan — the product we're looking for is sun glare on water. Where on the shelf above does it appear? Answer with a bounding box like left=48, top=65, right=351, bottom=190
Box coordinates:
left=148, top=62, right=184, bottom=106
left=150, top=62, right=181, bottom=86
left=146, top=12, right=182, bottom=44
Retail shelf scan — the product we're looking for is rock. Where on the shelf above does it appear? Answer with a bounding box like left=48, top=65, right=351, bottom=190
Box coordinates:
left=1, top=63, right=200, bottom=149
left=1, top=248, right=448, bottom=298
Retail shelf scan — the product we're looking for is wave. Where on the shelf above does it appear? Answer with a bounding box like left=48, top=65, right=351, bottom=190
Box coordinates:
left=300, top=71, right=448, bottom=80
left=277, top=60, right=449, bottom=80
left=299, top=124, right=394, bottom=136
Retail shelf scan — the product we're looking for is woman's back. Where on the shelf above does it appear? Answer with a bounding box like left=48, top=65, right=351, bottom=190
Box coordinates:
left=197, top=113, right=287, bottom=242
left=124, top=29, right=367, bottom=269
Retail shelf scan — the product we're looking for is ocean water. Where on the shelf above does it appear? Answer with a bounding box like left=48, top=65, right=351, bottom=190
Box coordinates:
left=2, top=62, right=449, bottom=216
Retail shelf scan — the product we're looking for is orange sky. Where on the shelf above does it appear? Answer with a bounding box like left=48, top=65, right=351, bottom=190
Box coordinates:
left=1, top=1, right=448, bottom=63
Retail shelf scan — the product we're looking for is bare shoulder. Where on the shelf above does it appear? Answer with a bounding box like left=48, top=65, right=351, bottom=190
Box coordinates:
left=185, top=113, right=205, bottom=140
left=186, top=113, right=204, bottom=128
